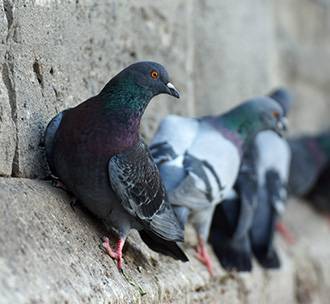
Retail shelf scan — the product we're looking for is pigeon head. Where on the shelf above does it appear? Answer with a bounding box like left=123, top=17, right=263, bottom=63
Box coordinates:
left=127, top=61, right=180, bottom=99
left=99, top=61, right=179, bottom=115
left=220, top=97, right=286, bottom=143
left=268, top=88, right=293, bottom=117
left=252, top=97, right=286, bottom=135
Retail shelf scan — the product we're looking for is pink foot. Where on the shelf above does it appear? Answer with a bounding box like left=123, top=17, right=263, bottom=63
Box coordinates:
left=102, top=237, right=125, bottom=271
left=276, top=221, right=295, bottom=245
left=196, top=237, right=213, bottom=276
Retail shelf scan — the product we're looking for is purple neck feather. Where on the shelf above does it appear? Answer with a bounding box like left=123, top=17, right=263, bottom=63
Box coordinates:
left=207, top=117, right=244, bottom=156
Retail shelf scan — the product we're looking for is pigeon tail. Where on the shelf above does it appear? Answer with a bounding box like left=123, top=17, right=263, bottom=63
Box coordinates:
left=149, top=201, right=185, bottom=242
left=211, top=235, right=252, bottom=272
left=217, top=247, right=252, bottom=272
left=254, top=247, right=281, bottom=269
left=139, top=230, right=189, bottom=262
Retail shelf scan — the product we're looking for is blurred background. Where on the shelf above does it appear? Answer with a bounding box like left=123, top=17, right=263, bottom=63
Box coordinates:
left=1, top=0, right=329, bottom=179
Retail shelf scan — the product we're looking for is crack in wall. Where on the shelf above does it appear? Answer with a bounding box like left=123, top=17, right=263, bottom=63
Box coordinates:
left=33, top=59, right=44, bottom=89
left=2, top=1, right=19, bottom=177
left=3, top=0, right=14, bottom=41
left=2, top=56, right=19, bottom=177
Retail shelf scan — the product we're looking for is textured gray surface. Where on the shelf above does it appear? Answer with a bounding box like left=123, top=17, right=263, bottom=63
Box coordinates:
left=0, top=2, right=15, bottom=176
left=1, top=178, right=330, bottom=303
left=0, top=0, right=194, bottom=178
left=274, top=0, right=330, bottom=134
left=0, top=0, right=329, bottom=178
left=193, top=0, right=277, bottom=114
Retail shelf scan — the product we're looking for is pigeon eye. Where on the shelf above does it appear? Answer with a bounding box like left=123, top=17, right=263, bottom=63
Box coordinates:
left=272, top=111, right=280, bottom=119
left=150, top=70, right=159, bottom=79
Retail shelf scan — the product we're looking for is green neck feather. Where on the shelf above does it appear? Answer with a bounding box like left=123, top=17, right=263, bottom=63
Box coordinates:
left=219, top=103, right=268, bottom=144
left=317, top=132, right=330, bottom=158
left=99, top=74, right=153, bottom=117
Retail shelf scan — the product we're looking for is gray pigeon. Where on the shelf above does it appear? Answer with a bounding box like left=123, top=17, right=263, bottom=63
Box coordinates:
left=288, top=130, right=330, bottom=197
left=209, top=146, right=257, bottom=271
left=306, top=163, right=330, bottom=217
left=44, top=61, right=188, bottom=271
left=150, top=96, right=286, bottom=274
left=209, top=88, right=293, bottom=271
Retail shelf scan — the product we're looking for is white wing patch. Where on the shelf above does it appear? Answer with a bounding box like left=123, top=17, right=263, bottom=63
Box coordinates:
left=150, top=115, right=199, bottom=156
left=255, top=131, right=291, bottom=184
left=188, top=122, right=241, bottom=202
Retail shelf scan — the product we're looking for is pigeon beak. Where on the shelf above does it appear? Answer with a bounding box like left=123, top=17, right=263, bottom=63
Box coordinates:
left=166, top=82, right=180, bottom=99
left=282, top=117, right=289, bottom=131
left=276, top=117, right=288, bottom=134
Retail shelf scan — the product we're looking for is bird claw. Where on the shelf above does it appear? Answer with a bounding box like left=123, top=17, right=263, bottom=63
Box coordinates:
left=276, top=221, right=296, bottom=245
left=196, top=241, right=213, bottom=276
left=102, top=237, right=118, bottom=259
left=101, top=236, right=125, bottom=271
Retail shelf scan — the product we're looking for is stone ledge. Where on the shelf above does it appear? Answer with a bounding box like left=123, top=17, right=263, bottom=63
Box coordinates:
left=0, top=177, right=329, bottom=303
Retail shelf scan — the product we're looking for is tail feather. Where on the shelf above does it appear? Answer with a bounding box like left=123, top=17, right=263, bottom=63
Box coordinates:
left=149, top=201, right=185, bottom=243
left=254, top=247, right=281, bottom=269
left=210, top=233, right=252, bottom=272
left=217, top=247, right=252, bottom=272
left=139, top=230, right=189, bottom=262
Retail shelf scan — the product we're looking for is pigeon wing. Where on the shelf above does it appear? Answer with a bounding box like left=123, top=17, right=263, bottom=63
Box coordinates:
left=109, top=140, right=184, bottom=241
left=109, top=140, right=165, bottom=219
left=44, top=110, right=69, bottom=176
left=250, top=169, right=282, bottom=269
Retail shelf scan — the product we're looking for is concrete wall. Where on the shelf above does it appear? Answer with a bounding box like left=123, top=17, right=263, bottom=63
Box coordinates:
left=1, top=179, right=330, bottom=303
left=1, top=0, right=329, bottom=178
left=0, top=0, right=195, bottom=178
left=0, top=0, right=330, bottom=302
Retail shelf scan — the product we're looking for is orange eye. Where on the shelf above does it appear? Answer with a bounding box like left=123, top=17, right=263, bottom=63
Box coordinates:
left=272, top=111, right=280, bottom=119
left=150, top=70, right=159, bottom=79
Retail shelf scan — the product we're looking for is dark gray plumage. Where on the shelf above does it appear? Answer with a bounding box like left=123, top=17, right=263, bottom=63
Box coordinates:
left=288, top=131, right=330, bottom=218
left=44, top=62, right=188, bottom=271
left=288, top=131, right=330, bottom=197
left=209, top=146, right=257, bottom=271
left=306, top=164, right=330, bottom=215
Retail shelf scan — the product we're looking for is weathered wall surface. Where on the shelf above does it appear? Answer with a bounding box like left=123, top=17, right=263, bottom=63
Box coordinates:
left=1, top=178, right=329, bottom=303
left=0, top=0, right=194, bottom=178
left=193, top=0, right=279, bottom=114
left=0, top=0, right=330, bottom=303
left=1, top=0, right=329, bottom=178
left=274, top=0, right=330, bottom=134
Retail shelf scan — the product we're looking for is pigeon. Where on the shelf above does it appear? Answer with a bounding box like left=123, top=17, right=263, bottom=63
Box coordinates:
left=306, top=163, right=330, bottom=217
left=44, top=61, right=189, bottom=271
left=150, top=96, right=286, bottom=274
left=209, top=146, right=257, bottom=272
left=288, top=130, right=330, bottom=197
left=209, top=88, right=293, bottom=271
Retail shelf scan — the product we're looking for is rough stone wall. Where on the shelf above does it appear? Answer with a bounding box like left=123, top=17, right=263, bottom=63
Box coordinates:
left=0, top=0, right=194, bottom=178
left=1, top=0, right=329, bottom=178
left=274, top=0, right=330, bottom=134
left=0, top=0, right=330, bottom=303
left=193, top=0, right=279, bottom=114
left=1, top=178, right=329, bottom=303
